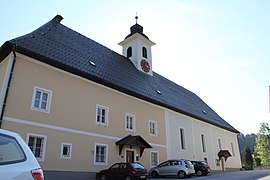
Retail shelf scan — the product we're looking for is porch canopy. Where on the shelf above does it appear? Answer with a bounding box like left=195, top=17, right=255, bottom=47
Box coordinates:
left=218, top=150, right=232, bottom=161
left=115, top=134, right=152, bottom=157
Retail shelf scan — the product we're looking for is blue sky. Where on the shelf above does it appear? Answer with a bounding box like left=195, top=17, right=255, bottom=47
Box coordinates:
left=1, top=0, right=269, bottom=134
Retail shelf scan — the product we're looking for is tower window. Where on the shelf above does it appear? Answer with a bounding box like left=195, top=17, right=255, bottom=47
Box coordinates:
left=127, top=47, right=132, bottom=58
left=142, top=47, right=147, bottom=58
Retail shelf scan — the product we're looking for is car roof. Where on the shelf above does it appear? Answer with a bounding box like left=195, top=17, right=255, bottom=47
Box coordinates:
left=0, top=129, right=20, bottom=137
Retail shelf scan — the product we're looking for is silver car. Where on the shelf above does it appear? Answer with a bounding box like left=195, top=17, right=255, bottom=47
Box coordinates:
left=149, top=159, right=195, bottom=178
left=0, top=129, right=44, bottom=180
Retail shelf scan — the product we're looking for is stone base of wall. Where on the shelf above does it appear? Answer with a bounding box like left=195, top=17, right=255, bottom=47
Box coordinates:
left=225, top=168, right=242, bottom=172
left=44, top=170, right=97, bottom=180
left=211, top=168, right=241, bottom=174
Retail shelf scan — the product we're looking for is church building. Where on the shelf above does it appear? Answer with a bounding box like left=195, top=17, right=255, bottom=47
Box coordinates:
left=0, top=15, right=241, bottom=179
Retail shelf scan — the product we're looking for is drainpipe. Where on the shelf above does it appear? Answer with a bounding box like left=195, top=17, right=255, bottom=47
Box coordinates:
left=0, top=47, right=17, bottom=128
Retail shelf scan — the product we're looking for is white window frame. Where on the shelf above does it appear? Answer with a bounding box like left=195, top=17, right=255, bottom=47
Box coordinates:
left=31, top=86, right=52, bottom=113
left=96, top=104, right=109, bottom=126
left=149, top=120, right=158, bottom=136
left=179, top=128, right=186, bottom=150
left=125, top=113, right=136, bottom=132
left=201, top=134, right=206, bottom=153
left=26, top=133, right=47, bottom=161
left=60, top=143, right=72, bottom=159
left=94, top=143, right=108, bottom=165
left=150, top=151, right=159, bottom=167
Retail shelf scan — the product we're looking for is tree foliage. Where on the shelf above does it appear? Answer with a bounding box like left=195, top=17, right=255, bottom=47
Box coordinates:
left=242, top=146, right=253, bottom=169
left=238, top=133, right=256, bottom=153
left=255, top=122, right=270, bottom=166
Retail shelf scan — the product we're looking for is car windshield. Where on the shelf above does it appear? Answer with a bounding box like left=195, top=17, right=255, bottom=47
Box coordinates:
left=199, top=161, right=208, bottom=165
left=131, top=163, right=145, bottom=170
left=184, top=160, right=192, bottom=165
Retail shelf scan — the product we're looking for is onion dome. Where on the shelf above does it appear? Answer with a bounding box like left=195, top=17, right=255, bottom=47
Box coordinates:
left=125, top=16, right=149, bottom=40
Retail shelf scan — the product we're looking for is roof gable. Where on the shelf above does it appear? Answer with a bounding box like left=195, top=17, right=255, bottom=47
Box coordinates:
left=0, top=15, right=239, bottom=133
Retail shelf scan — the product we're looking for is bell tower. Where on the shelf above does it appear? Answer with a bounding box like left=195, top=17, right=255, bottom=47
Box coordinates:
left=119, top=16, right=155, bottom=75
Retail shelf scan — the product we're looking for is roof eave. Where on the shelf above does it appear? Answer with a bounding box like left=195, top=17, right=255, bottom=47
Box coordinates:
left=0, top=41, right=14, bottom=62
left=118, top=33, right=155, bottom=46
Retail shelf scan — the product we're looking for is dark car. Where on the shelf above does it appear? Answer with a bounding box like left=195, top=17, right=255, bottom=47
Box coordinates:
left=97, top=162, right=148, bottom=180
left=190, top=161, right=211, bottom=176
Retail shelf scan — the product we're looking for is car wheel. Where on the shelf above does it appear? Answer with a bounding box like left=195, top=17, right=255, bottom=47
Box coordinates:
left=178, top=171, right=186, bottom=179
left=197, top=170, right=203, bottom=176
left=100, top=174, right=107, bottom=180
left=125, top=176, right=131, bottom=180
left=151, top=171, right=159, bottom=178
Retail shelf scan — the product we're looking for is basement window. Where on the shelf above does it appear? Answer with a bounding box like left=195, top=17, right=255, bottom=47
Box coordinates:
left=60, top=143, right=72, bottom=159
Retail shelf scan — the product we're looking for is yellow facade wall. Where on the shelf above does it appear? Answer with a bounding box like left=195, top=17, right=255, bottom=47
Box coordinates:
left=0, top=57, right=9, bottom=97
left=2, top=53, right=167, bottom=172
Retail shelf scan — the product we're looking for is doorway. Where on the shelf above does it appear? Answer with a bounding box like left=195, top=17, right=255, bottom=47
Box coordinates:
left=126, top=150, right=135, bottom=163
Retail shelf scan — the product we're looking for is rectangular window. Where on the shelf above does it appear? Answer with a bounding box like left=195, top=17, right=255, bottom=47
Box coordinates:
left=218, top=138, right=222, bottom=150
left=60, top=143, right=72, bottom=159
left=31, top=86, right=52, bottom=113
left=125, top=113, right=136, bottom=132
left=150, top=151, right=159, bottom=167
left=149, top=120, right=157, bottom=136
left=215, top=159, right=220, bottom=166
left=201, top=134, right=206, bottom=153
left=96, top=105, right=109, bottom=126
left=179, top=128, right=186, bottom=150
left=204, top=158, right=208, bottom=164
left=231, top=142, right=235, bottom=157
left=26, top=133, right=47, bottom=161
left=94, top=143, right=108, bottom=165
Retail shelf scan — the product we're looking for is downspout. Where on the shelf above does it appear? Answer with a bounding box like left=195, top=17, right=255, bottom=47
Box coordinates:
left=0, top=47, right=17, bottom=128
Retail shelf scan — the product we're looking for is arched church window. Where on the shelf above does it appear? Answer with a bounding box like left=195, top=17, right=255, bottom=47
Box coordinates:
left=142, top=47, right=147, bottom=59
left=127, top=47, right=132, bottom=58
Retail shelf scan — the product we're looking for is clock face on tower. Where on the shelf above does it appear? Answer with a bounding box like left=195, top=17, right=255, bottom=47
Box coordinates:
left=140, top=59, right=150, bottom=73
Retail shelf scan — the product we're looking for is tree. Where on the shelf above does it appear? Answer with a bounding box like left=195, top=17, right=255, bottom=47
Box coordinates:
left=238, top=133, right=257, bottom=153
left=255, top=122, right=270, bottom=166
left=254, top=157, right=261, bottom=167
left=242, top=146, right=253, bottom=169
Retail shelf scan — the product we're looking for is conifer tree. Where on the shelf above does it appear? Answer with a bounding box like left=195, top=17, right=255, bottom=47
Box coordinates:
left=255, top=122, right=270, bottom=166
left=242, top=146, right=253, bottom=169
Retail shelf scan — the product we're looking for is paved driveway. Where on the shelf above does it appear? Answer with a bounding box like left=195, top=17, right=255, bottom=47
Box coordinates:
left=148, top=169, right=270, bottom=180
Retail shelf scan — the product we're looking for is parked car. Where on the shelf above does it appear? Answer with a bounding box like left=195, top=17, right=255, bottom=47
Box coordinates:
left=190, top=161, right=211, bottom=176
left=97, top=162, right=148, bottom=180
left=0, top=129, right=44, bottom=180
left=149, top=159, right=195, bottom=178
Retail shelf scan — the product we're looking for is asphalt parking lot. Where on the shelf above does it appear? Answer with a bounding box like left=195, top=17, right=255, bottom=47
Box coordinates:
left=147, top=169, right=270, bottom=180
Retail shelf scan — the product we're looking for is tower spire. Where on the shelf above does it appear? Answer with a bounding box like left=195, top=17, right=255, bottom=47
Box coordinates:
left=135, top=13, right=138, bottom=24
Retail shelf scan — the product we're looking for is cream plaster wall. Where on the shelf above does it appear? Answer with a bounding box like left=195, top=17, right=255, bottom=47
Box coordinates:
left=1, top=53, right=167, bottom=172
left=0, top=56, right=9, bottom=113
left=0, top=57, right=8, bottom=90
left=165, top=110, right=241, bottom=171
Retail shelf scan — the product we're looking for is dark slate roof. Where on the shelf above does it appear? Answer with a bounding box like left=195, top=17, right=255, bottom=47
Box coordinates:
left=0, top=15, right=239, bottom=133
